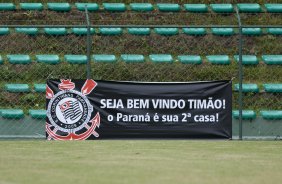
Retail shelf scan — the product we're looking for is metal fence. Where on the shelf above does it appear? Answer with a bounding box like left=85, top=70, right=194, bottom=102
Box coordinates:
left=0, top=8, right=281, bottom=139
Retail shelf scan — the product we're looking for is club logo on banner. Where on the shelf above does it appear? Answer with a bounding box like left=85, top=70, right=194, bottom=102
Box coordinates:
left=46, top=79, right=100, bottom=140
left=46, top=79, right=232, bottom=140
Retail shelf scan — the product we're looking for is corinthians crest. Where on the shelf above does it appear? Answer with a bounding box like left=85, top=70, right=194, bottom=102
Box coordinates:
left=46, top=79, right=100, bottom=140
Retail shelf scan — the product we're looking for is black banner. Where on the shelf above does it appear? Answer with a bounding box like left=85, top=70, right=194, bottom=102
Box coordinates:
left=46, top=79, right=232, bottom=140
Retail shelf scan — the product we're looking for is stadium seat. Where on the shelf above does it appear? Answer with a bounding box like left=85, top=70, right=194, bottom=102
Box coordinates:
left=127, top=28, right=150, bottom=35
left=36, top=55, right=60, bottom=64
left=232, top=110, right=256, bottom=120
left=260, top=110, right=282, bottom=120
left=206, top=55, right=231, bottom=65
left=242, top=28, right=262, bottom=36
left=211, top=28, right=234, bottom=36
left=20, top=3, right=43, bottom=11
left=0, top=28, right=9, bottom=35
left=15, top=28, right=38, bottom=35
left=234, top=55, right=259, bottom=65
left=149, top=54, right=173, bottom=63
left=72, top=28, right=95, bottom=35
left=210, top=4, right=234, bottom=13
left=237, top=3, right=261, bottom=13
left=121, top=54, right=145, bottom=63
left=182, top=28, right=206, bottom=35
left=93, top=55, right=117, bottom=62
left=177, top=55, right=202, bottom=64
left=154, top=28, right=179, bottom=35
left=0, top=56, right=2, bottom=64
left=75, top=3, right=99, bottom=11
left=103, top=3, right=126, bottom=11
left=29, top=109, right=46, bottom=119
left=64, top=55, right=87, bottom=64
left=262, top=55, right=282, bottom=65
left=7, top=55, right=31, bottom=64
left=267, top=28, right=282, bottom=35
left=184, top=4, right=208, bottom=13
left=47, top=3, right=71, bottom=12
left=234, top=84, right=259, bottom=93
left=130, top=3, right=154, bottom=11
left=44, top=28, right=67, bottom=35
left=5, top=84, right=30, bottom=93
left=34, top=84, right=46, bottom=93
left=0, top=3, right=15, bottom=11
left=157, top=3, right=181, bottom=12
left=99, top=28, right=122, bottom=35
left=263, top=84, right=282, bottom=93
left=1, top=109, right=24, bottom=119
left=265, top=4, right=282, bottom=13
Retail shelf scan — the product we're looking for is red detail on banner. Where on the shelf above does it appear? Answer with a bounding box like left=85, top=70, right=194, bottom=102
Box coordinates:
left=46, top=85, right=54, bottom=99
left=46, top=113, right=100, bottom=140
left=81, top=79, right=97, bottom=95
left=59, top=79, right=75, bottom=91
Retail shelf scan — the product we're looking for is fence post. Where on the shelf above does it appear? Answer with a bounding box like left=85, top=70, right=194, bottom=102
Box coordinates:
left=85, top=6, right=92, bottom=79
left=235, top=7, right=243, bottom=140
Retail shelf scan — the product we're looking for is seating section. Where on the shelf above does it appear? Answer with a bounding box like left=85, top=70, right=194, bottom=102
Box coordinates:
left=29, top=110, right=46, bottom=119
left=34, top=84, right=46, bottom=93
left=234, top=84, right=259, bottom=93
left=0, top=3, right=281, bottom=13
left=1, top=55, right=282, bottom=65
left=5, top=84, right=30, bottom=93
left=121, top=54, right=145, bottom=63
left=149, top=54, right=173, bottom=63
left=0, top=28, right=282, bottom=36
left=1, top=109, right=24, bottom=119
left=260, top=111, right=282, bottom=120
left=263, top=84, right=282, bottom=93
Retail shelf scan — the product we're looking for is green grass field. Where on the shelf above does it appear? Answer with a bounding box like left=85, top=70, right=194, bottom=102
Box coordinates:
left=0, top=140, right=281, bottom=184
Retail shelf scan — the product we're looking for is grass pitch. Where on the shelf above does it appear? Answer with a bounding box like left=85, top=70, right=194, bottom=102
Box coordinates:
left=0, top=140, right=281, bottom=184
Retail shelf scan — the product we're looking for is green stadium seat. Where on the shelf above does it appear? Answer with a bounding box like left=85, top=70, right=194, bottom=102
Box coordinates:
left=20, top=3, right=43, bottom=11
left=0, top=56, right=2, bottom=64
left=47, top=3, right=71, bottom=12
left=263, top=84, right=282, bottom=93
left=44, top=28, right=67, bottom=35
left=157, top=3, right=180, bottom=12
left=103, top=3, right=126, bottom=11
left=149, top=54, right=173, bottom=63
left=7, top=55, right=31, bottom=64
left=237, top=4, right=261, bottom=13
left=72, top=28, right=95, bottom=35
left=0, top=28, right=9, bottom=35
left=75, top=3, right=99, bottom=11
left=1, top=109, right=24, bottom=119
left=64, top=55, right=87, bottom=64
left=93, top=55, right=117, bottom=63
left=267, top=28, right=282, bottom=35
left=211, top=28, right=234, bottom=36
left=0, top=3, right=15, bottom=11
left=234, top=55, right=259, bottom=65
left=36, top=55, right=60, bottom=64
left=234, top=84, right=259, bottom=93
left=184, top=4, right=208, bottom=13
left=242, top=28, right=262, bottom=36
left=127, top=28, right=150, bottom=35
left=121, top=54, right=145, bottom=63
left=262, top=55, right=282, bottom=65
left=265, top=4, right=282, bottom=13
left=177, top=55, right=202, bottom=64
left=15, top=28, right=38, bottom=35
left=34, top=84, right=46, bottom=93
left=29, top=109, right=46, bottom=119
left=154, top=28, right=179, bottom=36
left=206, top=55, right=230, bottom=65
left=99, top=28, right=122, bottom=35
left=183, top=28, right=206, bottom=35
left=130, top=3, right=154, bottom=11
left=260, top=110, right=282, bottom=120
left=210, top=4, right=234, bottom=13
left=5, top=84, right=30, bottom=93
left=232, top=110, right=256, bottom=120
